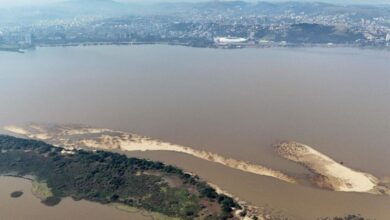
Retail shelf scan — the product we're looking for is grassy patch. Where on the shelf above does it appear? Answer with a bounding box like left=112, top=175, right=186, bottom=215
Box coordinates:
left=31, top=180, right=53, bottom=200
left=148, top=212, right=181, bottom=220
left=115, top=204, right=181, bottom=220
left=115, top=204, right=141, bottom=213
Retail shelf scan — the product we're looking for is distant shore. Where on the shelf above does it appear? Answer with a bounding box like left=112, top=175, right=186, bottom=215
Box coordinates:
left=1, top=41, right=389, bottom=54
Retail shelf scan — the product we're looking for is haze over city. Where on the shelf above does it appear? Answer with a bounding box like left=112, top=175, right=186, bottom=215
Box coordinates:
left=0, top=0, right=389, bottom=7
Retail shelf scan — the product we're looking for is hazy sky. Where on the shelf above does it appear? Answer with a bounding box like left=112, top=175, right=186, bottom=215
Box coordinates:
left=0, top=0, right=389, bottom=7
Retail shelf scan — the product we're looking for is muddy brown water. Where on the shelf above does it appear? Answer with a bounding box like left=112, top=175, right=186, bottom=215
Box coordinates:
left=0, top=45, right=389, bottom=219
left=0, top=176, right=151, bottom=220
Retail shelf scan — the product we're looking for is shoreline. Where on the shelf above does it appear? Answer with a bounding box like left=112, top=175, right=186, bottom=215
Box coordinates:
left=0, top=175, right=261, bottom=220
left=275, top=141, right=389, bottom=195
left=4, top=124, right=296, bottom=185
left=1, top=41, right=389, bottom=54
left=5, top=124, right=390, bottom=195
left=0, top=175, right=158, bottom=219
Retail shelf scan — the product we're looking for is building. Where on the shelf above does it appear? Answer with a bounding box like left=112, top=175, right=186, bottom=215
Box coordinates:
left=214, top=37, right=248, bottom=45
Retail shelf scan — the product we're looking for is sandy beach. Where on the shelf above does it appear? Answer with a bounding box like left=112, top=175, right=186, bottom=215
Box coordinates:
left=4, top=124, right=390, bottom=195
left=3, top=124, right=296, bottom=184
left=275, top=141, right=389, bottom=194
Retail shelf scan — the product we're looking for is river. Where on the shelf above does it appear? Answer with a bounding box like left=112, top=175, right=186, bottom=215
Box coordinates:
left=0, top=45, right=389, bottom=219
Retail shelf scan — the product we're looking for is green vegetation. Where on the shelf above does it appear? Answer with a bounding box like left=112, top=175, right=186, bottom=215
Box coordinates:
left=115, top=205, right=181, bottom=220
left=10, top=191, right=23, bottom=198
left=0, top=135, right=240, bottom=219
left=32, top=180, right=54, bottom=200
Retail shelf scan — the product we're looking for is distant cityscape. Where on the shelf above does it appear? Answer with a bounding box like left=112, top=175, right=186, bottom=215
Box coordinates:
left=0, top=0, right=389, bottom=52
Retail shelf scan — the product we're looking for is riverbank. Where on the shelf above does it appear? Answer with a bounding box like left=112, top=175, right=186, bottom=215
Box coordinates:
left=0, top=176, right=152, bottom=220
left=4, top=124, right=296, bottom=184
left=275, top=141, right=390, bottom=195
left=6, top=123, right=390, bottom=195
left=1, top=41, right=389, bottom=55
left=0, top=135, right=246, bottom=219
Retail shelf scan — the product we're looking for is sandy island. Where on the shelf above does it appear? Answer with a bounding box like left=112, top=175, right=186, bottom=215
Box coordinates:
left=4, top=124, right=390, bottom=196
left=3, top=124, right=296, bottom=185
left=275, top=141, right=389, bottom=195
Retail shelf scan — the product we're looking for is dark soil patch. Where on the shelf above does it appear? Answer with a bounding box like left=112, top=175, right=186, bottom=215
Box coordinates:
left=10, top=191, right=23, bottom=198
left=42, top=196, right=61, bottom=206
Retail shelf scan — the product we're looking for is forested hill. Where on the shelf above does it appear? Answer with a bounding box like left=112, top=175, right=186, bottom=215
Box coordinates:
left=0, top=135, right=241, bottom=220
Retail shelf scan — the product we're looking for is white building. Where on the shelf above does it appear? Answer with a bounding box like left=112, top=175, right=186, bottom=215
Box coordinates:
left=214, top=37, right=248, bottom=45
